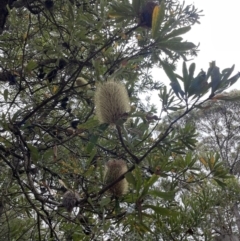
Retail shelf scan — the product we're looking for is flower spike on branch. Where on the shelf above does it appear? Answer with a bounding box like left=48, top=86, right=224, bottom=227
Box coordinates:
left=94, top=81, right=130, bottom=125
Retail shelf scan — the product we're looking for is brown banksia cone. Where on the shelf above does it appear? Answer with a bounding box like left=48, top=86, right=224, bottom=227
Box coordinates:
left=94, top=81, right=130, bottom=125
left=76, top=77, right=90, bottom=89
left=139, top=1, right=159, bottom=28
left=62, top=190, right=80, bottom=212
left=104, top=159, right=128, bottom=197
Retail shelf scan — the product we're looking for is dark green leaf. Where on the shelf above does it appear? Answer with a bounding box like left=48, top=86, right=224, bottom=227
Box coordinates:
left=162, top=26, right=191, bottom=40
left=99, top=197, right=111, bottom=207
left=213, top=178, right=227, bottom=188
left=148, top=190, right=175, bottom=200
left=3, top=89, right=8, bottom=102
left=78, top=118, right=100, bottom=129
left=221, top=65, right=235, bottom=82
left=210, top=66, right=221, bottom=93
left=143, top=205, right=177, bottom=216
left=140, top=174, right=159, bottom=198
left=159, top=41, right=196, bottom=52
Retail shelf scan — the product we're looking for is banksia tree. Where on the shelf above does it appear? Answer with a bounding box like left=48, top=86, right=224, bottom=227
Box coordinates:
left=94, top=81, right=130, bottom=125
left=1, top=0, right=240, bottom=239
left=104, top=159, right=128, bottom=197
left=62, top=191, right=80, bottom=212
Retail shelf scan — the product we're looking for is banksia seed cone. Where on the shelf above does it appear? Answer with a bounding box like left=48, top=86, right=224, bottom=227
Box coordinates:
left=94, top=81, right=130, bottom=125
left=139, top=1, right=159, bottom=28
left=62, top=190, right=80, bottom=212
left=104, top=159, right=128, bottom=197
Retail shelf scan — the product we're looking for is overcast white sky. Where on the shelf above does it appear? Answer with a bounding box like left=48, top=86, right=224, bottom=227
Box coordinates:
left=153, top=0, right=240, bottom=90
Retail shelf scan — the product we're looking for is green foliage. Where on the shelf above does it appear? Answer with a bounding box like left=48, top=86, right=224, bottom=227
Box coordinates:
left=0, top=0, right=239, bottom=240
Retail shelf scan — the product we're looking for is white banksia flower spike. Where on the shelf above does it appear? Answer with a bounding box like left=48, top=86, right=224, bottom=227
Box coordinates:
left=94, top=81, right=130, bottom=125
left=76, top=77, right=90, bottom=89
left=104, top=159, right=128, bottom=197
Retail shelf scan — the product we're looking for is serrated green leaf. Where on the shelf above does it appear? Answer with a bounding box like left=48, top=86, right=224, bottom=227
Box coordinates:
left=3, top=89, right=8, bottom=102
left=132, top=0, right=140, bottom=14
left=68, top=1, right=75, bottom=22
left=158, top=12, right=174, bottom=37
left=141, top=174, right=159, bottom=198
left=182, top=62, right=188, bottom=80
left=182, top=62, right=191, bottom=92
left=188, top=71, right=209, bottom=97
left=100, top=0, right=106, bottom=18
left=162, top=26, right=191, bottom=40
left=135, top=222, right=153, bottom=234
left=170, top=81, right=185, bottom=99
left=78, top=118, right=100, bottom=129
left=84, top=165, right=95, bottom=177
left=148, top=190, right=175, bottom=200
left=25, top=60, right=38, bottom=72
left=98, top=123, right=109, bottom=132
left=161, top=61, right=178, bottom=82
left=125, top=172, right=136, bottom=188
left=160, top=63, right=184, bottom=99
left=226, top=72, right=240, bottom=87
left=158, top=1, right=165, bottom=26
left=221, top=65, right=235, bottom=82
left=87, top=147, right=97, bottom=165
left=27, top=144, right=39, bottom=162
left=11, top=109, right=23, bottom=122
left=188, top=63, right=196, bottom=82
left=210, top=66, right=221, bottom=93
left=86, top=134, right=99, bottom=153
left=213, top=178, right=227, bottom=188
left=87, top=197, right=94, bottom=207
left=143, top=205, right=177, bottom=216
left=99, top=197, right=111, bottom=207
left=159, top=41, right=196, bottom=52
left=214, top=73, right=240, bottom=95
left=110, top=2, right=134, bottom=17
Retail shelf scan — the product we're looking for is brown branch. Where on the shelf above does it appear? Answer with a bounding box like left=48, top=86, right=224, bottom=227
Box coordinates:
left=116, top=125, right=139, bottom=163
